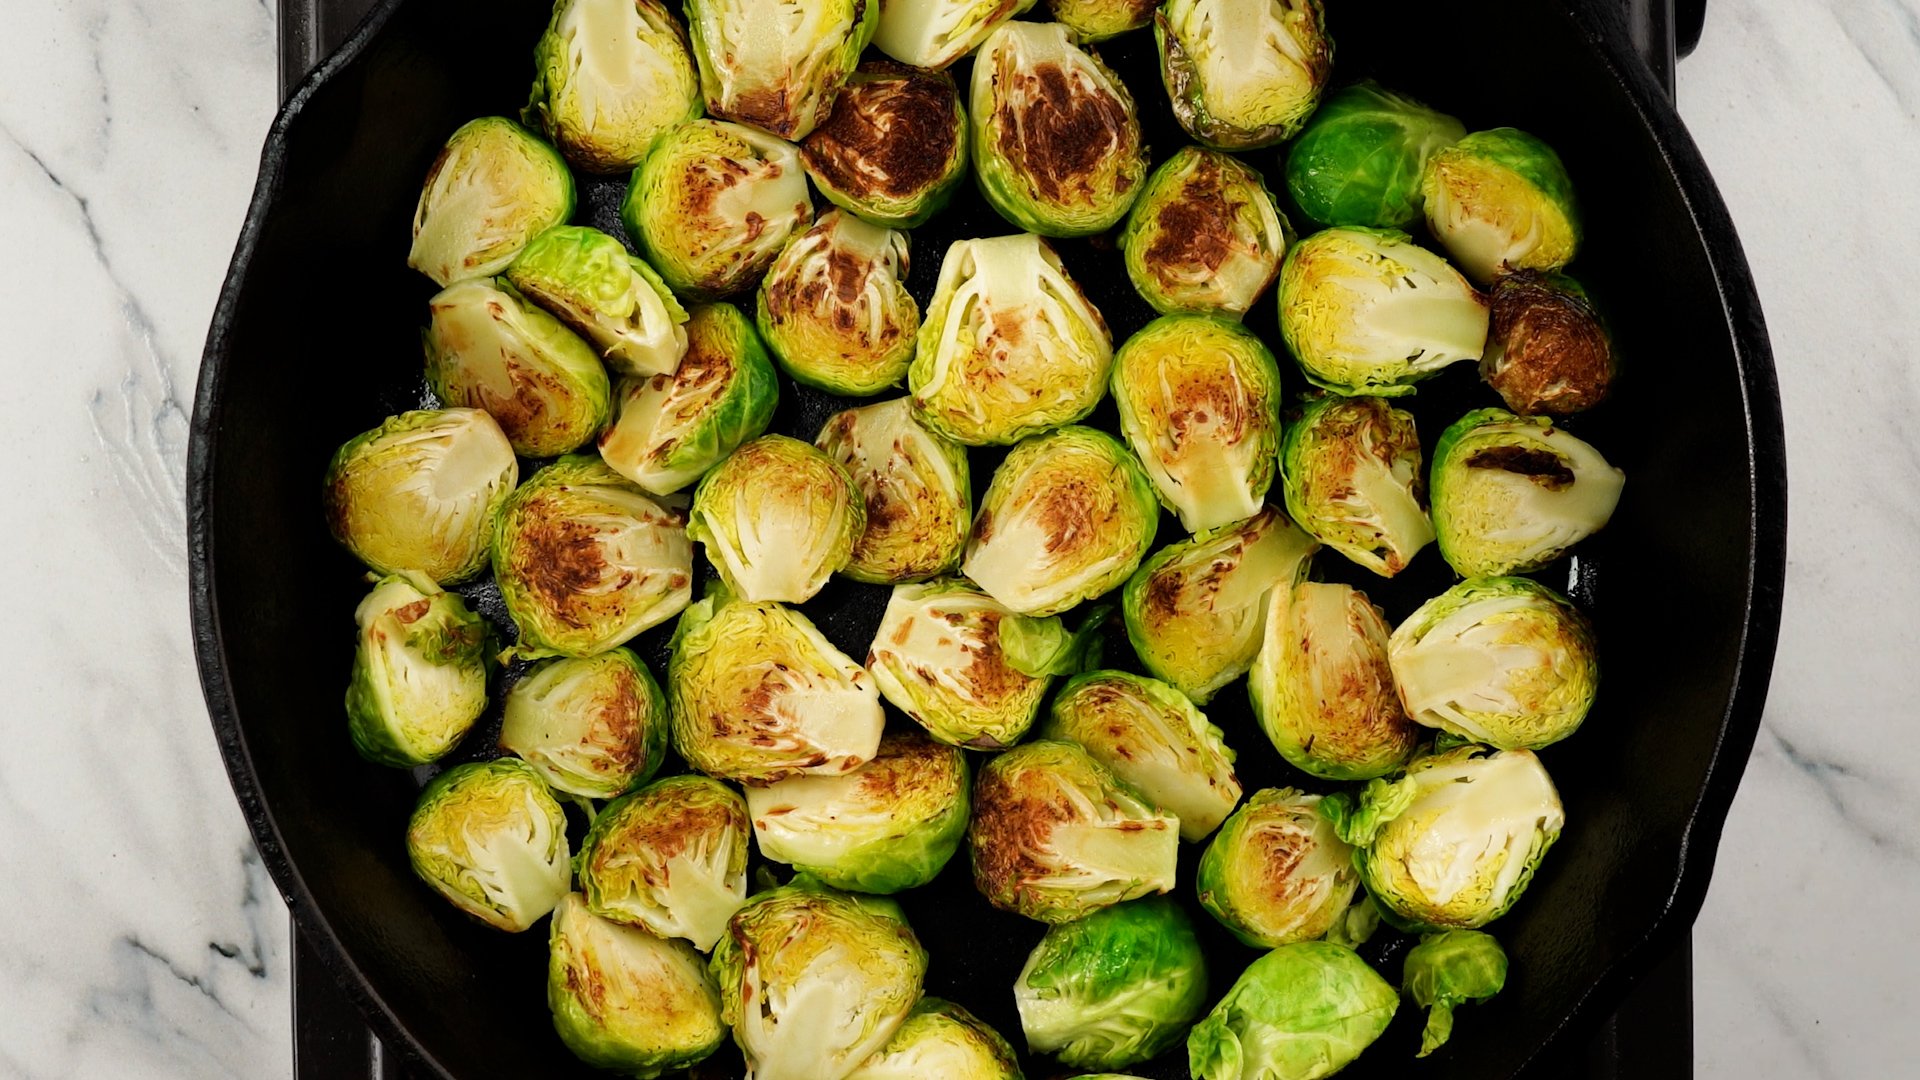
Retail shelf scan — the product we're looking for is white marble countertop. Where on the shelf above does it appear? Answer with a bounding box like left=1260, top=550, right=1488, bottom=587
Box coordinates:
left=0, top=1, right=1911, bottom=1076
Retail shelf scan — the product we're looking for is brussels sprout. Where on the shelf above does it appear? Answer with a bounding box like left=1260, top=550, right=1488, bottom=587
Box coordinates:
left=757, top=210, right=919, bottom=395
left=423, top=279, right=613, bottom=458
left=598, top=301, right=779, bottom=496
left=1320, top=744, right=1564, bottom=930
left=1251, top=580, right=1418, bottom=781
left=1195, top=788, right=1359, bottom=948
left=493, top=455, right=694, bottom=659
left=1402, top=930, right=1507, bottom=1057
left=1121, top=507, right=1318, bottom=704
left=1156, top=0, right=1333, bottom=151
left=745, top=732, right=969, bottom=894
left=622, top=119, right=813, bottom=301
left=709, top=876, right=928, bottom=1080
left=1050, top=0, right=1156, bottom=41
left=800, top=61, right=970, bottom=229
left=405, top=759, right=570, bottom=932
left=1276, top=226, right=1489, bottom=397
left=407, top=117, right=574, bottom=287
left=498, top=649, right=668, bottom=800
left=1014, top=897, right=1207, bottom=1070
left=505, top=225, right=689, bottom=378
left=668, top=585, right=884, bottom=783
left=969, top=740, right=1179, bottom=923
left=963, top=426, right=1158, bottom=617
left=1422, top=127, right=1581, bottom=285
left=1111, top=315, right=1284, bottom=533
left=1284, top=81, right=1465, bottom=229
left=547, top=893, right=728, bottom=1076
left=910, top=233, right=1113, bottom=446
left=577, top=774, right=751, bottom=951
left=1041, top=671, right=1241, bottom=842
left=523, top=0, right=703, bottom=174
left=685, top=0, right=876, bottom=141
left=1481, top=270, right=1616, bottom=415
left=1430, top=408, right=1625, bottom=576
left=1118, top=146, right=1291, bottom=319
left=1186, top=941, right=1397, bottom=1080
left=871, top=0, right=1038, bottom=69
left=971, top=21, right=1146, bottom=237
left=323, top=408, right=518, bottom=584
left=817, top=399, right=972, bottom=584
left=847, top=997, right=1023, bottom=1080
left=345, top=573, right=490, bottom=768
left=688, top=434, right=865, bottom=604
left=1279, top=395, right=1433, bottom=577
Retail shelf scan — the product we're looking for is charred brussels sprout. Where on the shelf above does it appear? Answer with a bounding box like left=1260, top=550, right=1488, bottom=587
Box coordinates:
left=817, top=399, right=972, bottom=584
left=1279, top=395, right=1433, bottom=577
left=800, top=61, right=970, bottom=229
left=1195, top=788, right=1359, bottom=948
left=523, top=0, right=702, bottom=174
left=547, top=893, right=728, bottom=1076
left=1482, top=271, right=1616, bottom=415
left=576, top=774, right=750, bottom=951
left=1430, top=408, right=1625, bottom=576
left=1422, top=127, right=1580, bottom=285
left=345, top=572, right=490, bottom=768
left=1051, top=0, right=1156, bottom=41
left=1251, top=581, right=1417, bottom=781
left=685, top=0, right=876, bottom=141
left=1186, top=942, right=1397, bottom=1080
left=847, top=997, right=1023, bottom=1080
left=505, top=225, right=689, bottom=378
left=423, top=279, right=612, bottom=458
left=1014, top=897, right=1208, bottom=1070
left=1119, top=146, right=1290, bottom=319
left=871, top=0, right=1038, bottom=70
left=1285, top=81, right=1465, bottom=229
left=406, top=759, right=570, bottom=932
left=688, top=434, right=864, bottom=604
left=1402, top=930, right=1508, bottom=1057
left=408, top=117, right=574, bottom=287
left=757, top=210, right=919, bottom=395
left=498, top=649, right=668, bottom=800
left=1156, top=0, right=1333, bottom=151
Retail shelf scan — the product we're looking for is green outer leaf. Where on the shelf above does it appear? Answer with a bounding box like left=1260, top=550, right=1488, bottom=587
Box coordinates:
left=1014, top=896, right=1208, bottom=1070
left=1186, top=941, right=1397, bottom=1080
left=1284, top=80, right=1465, bottom=228
left=1401, top=930, right=1508, bottom=1057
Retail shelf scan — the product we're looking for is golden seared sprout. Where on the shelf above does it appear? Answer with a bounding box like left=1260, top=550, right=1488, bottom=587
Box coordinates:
left=407, top=117, right=574, bottom=287
left=493, top=455, right=694, bottom=659
left=505, top=225, right=689, bottom=378
left=871, top=0, right=1038, bottom=69
left=1051, top=0, right=1157, bottom=41
left=498, top=649, right=668, bottom=800
left=847, top=997, right=1023, bottom=1080
left=1119, top=146, right=1291, bottom=319
left=423, top=279, right=612, bottom=458
left=1195, top=788, right=1359, bottom=949
left=1422, top=127, right=1581, bottom=285
left=547, top=894, right=729, bottom=1076
left=685, top=0, right=876, bottom=141
left=1279, top=395, right=1433, bottom=577
left=1284, top=80, right=1465, bottom=229
left=523, top=0, right=703, bottom=174
left=688, top=434, right=865, bottom=604
left=1156, top=0, right=1333, bottom=151
left=406, top=759, right=570, bottom=932
left=816, top=399, right=972, bottom=585
left=1430, top=408, right=1625, bottom=577
left=576, top=775, right=751, bottom=951
left=1112, top=315, right=1285, bottom=534
left=1186, top=942, right=1397, bottom=1080
left=622, top=119, right=813, bottom=301
left=1014, top=898, right=1208, bottom=1070
left=1251, top=580, right=1418, bottom=782
left=323, top=408, right=518, bottom=584
left=1482, top=270, right=1616, bottom=416
left=1402, top=930, right=1509, bottom=1058
left=971, top=21, right=1146, bottom=238
left=345, top=572, right=491, bottom=768
left=800, top=61, right=970, bottom=229
left=757, top=210, right=919, bottom=395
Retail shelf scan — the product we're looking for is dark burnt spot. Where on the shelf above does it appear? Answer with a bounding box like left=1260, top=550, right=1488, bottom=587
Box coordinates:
left=1144, top=159, right=1238, bottom=273
left=994, top=61, right=1134, bottom=205
left=1033, top=475, right=1101, bottom=555
left=393, top=598, right=432, bottom=624
left=517, top=510, right=608, bottom=626
left=972, top=510, right=994, bottom=543
left=742, top=211, right=767, bottom=244
left=591, top=789, right=744, bottom=882
left=1483, top=271, right=1614, bottom=415
left=721, top=87, right=797, bottom=140
left=801, top=62, right=959, bottom=202
left=1142, top=567, right=1184, bottom=622
left=959, top=609, right=1037, bottom=704
left=1465, top=445, right=1576, bottom=489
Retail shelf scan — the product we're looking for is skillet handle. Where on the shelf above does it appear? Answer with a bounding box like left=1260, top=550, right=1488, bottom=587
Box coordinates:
left=1622, top=0, right=1707, bottom=98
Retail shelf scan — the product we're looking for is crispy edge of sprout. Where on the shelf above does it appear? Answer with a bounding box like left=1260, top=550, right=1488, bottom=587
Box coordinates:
left=1428, top=407, right=1625, bottom=577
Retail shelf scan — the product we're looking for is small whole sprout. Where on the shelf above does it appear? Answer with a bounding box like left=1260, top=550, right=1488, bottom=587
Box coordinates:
left=1252, top=581, right=1418, bottom=781
left=800, top=61, right=970, bottom=229
left=1422, top=127, right=1581, bottom=285
left=1389, top=576, right=1599, bottom=751
left=1121, top=507, right=1318, bottom=704
left=1279, top=395, right=1433, bottom=577
left=1156, top=0, right=1333, bottom=151
left=1119, top=146, right=1291, bottom=319
left=498, top=649, right=668, bottom=800
left=546, top=893, right=728, bottom=1075
left=1186, top=942, right=1398, bottom=1080
left=1111, top=315, right=1284, bottom=533
left=323, top=408, right=517, bottom=584
left=816, top=399, right=972, bottom=585
left=1482, top=270, right=1616, bottom=416
left=757, top=210, right=920, bottom=395
left=407, top=117, right=574, bottom=287
left=504, top=225, right=689, bottom=378
left=598, top=301, right=779, bottom=496
left=493, top=455, right=694, bottom=659
left=963, top=426, right=1159, bottom=617
left=1277, top=226, right=1489, bottom=397
left=423, top=279, right=613, bottom=458
left=870, top=0, right=1038, bottom=70
left=1050, top=0, right=1157, bottom=41
left=971, top=21, right=1146, bottom=237
left=1285, top=80, right=1466, bottom=229
left=576, top=774, right=751, bottom=951
left=523, top=0, right=703, bottom=174
left=1402, top=930, right=1508, bottom=1058
left=1014, top=897, right=1208, bottom=1070
left=406, top=759, right=570, bottom=932
left=1195, top=788, right=1360, bottom=948
left=622, top=119, right=813, bottom=301
left=969, top=740, right=1179, bottom=923
left=1430, top=408, right=1626, bottom=576
left=846, top=997, right=1023, bottom=1080
left=688, top=434, right=865, bottom=604
left=910, top=233, right=1113, bottom=446
left=684, top=0, right=876, bottom=141
left=345, top=573, right=491, bottom=768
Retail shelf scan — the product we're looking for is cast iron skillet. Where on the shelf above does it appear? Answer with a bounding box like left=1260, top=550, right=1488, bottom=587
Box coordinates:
left=189, top=0, right=1786, bottom=1075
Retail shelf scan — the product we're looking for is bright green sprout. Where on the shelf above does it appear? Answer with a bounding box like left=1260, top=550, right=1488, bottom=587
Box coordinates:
left=846, top=996, right=1022, bottom=1080
left=1251, top=580, right=1418, bottom=781
left=757, top=209, right=919, bottom=395
left=345, top=572, right=490, bottom=768
left=407, top=117, right=574, bottom=287
left=1430, top=407, right=1625, bottom=576
left=1186, top=941, right=1397, bottom=1080
left=406, top=759, right=570, bottom=932
left=685, top=0, right=876, bottom=141
left=576, top=774, right=750, bottom=951
left=800, top=60, right=970, bottom=229
left=505, top=225, right=689, bottom=378
left=870, top=0, right=1038, bottom=70
left=1195, top=788, right=1360, bottom=949
left=816, top=398, right=972, bottom=585
left=546, top=893, right=728, bottom=1076
left=1156, top=0, right=1333, bottom=151
left=523, top=0, right=703, bottom=173
left=1482, top=270, right=1616, bottom=416
left=1119, top=146, right=1292, bottom=319
left=497, top=648, right=668, bottom=800
left=688, top=434, right=865, bottom=604
left=1280, top=395, right=1433, bottom=577
left=1014, top=896, right=1208, bottom=1070
left=1285, top=80, right=1465, bottom=229
left=1402, top=930, right=1508, bottom=1057
left=1422, top=127, right=1581, bottom=285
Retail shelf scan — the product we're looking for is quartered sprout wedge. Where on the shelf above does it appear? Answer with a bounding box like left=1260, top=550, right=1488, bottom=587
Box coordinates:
left=1119, top=146, right=1291, bottom=319
left=800, top=60, right=970, bottom=229
left=685, top=0, right=876, bottom=141
left=523, top=0, right=703, bottom=174
left=546, top=893, right=728, bottom=1075
left=423, top=278, right=612, bottom=457
left=1422, top=127, right=1581, bottom=285
left=1195, top=788, right=1360, bottom=949
left=1251, top=580, right=1419, bottom=781
left=1014, top=897, right=1208, bottom=1070
left=1156, top=0, right=1333, bottom=150
left=504, top=224, right=689, bottom=378
left=816, top=398, right=972, bottom=585
left=1279, top=394, right=1433, bottom=577
left=497, top=648, right=668, bottom=800
left=846, top=997, right=1023, bottom=1080
left=408, top=117, right=574, bottom=287
left=757, top=209, right=919, bottom=395
left=405, top=759, right=571, bottom=933
left=345, top=572, right=491, bottom=768
left=1430, top=407, right=1625, bottom=576
left=688, top=434, right=864, bottom=604
left=870, top=0, right=1038, bottom=70
left=575, top=774, right=751, bottom=951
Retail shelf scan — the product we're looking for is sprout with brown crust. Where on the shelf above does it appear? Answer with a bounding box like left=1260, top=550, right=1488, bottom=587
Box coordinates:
left=757, top=209, right=919, bottom=395
left=498, top=648, right=668, bottom=800
left=816, top=398, right=972, bottom=585
left=1119, top=146, right=1292, bottom=319
left=800, top=61, right=969, bottom=229
left=1196, top=788, right=1360, bottom=949
left=1156, top=0, right=1333, bottom=151
left=1280, top=395, right=1434, bottom=577
left=523, top=0, right=703, bottom=174
left=1250, top=580, right=1419, bottom=781
left=423, top=279, right=612, bottom=458
left=575, top=774, right=751, bottom=951
left=684, top=0, right=876, bottom=141
left=1481, top=270, right=1616, bottom=416
left=688, top=434, right=865, bottom=604
left=407, top=117, right=574, bottom=287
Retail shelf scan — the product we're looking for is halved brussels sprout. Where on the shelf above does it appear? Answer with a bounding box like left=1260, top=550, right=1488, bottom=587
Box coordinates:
left=598, top=301, right=779, bottom=496
left=1014, top=897, right=1207, bottom=1070
left=963, top=426, right=1158, bottom=617
left=1279, top=395, right=1433, bottom=577
left=1285, top=80, right=1465, bottom=229
left=800, top=61, right=970, bottom=229
left=1402, top=930, right=1508, bottom=1058
left=847, top=997, right=1022, bottom=1080
left=547, top=893, right=728, bottom=1075
left=1277, top=226, right=1489, bottom=397
left=1482, top=270, right=1615, bottom=416
left=1121, top=507, right=1318, bottom=704
left=871, top=0, right=1038, bottom=69
left=1111, top=315, right=1284, bottom=533
left=1422, top=127, right=1581, bottom=285
left=685, top=0, right=875, bottom=141
left=1251, top=580, right=1418, bottom=781
left=969, top=740, right=1179, bottom=923
left=406, top=759, right=570, bottom=932
left=1051, top=0, right=1156, bottom=41
left=424, top=279, right=613, bottom=458
left=345, top=573, right=490, bottom=768
left=498, top=649, right=668, bottom=800
left=1186, top=942, right=1397, bottom=1080
left=622, top=119, right=812, bottom=301
left=323, top=408, right=518, bottom=584
left=757, top=209, right=919, bottom=395
left=523, top=0, right=703, bottom=174
left=1430, top=408, right=1625, bottom=576
left=1119, top=146, right=1291, bottom=319
left=817, top=399, right=972, bottom=584
left=910, top=233, right=1112, bottom=446
left=1041, top=670, right=1241, bottom=842
left=688, top=434, right=864, bottom=604
left=505, top=225, right=689, bottom=378
left=971, top=21, right=1145, bottom=237
left=408, top=117, right=574, bottom=287
left=576, top=774, right=751, bottom=951
left=1156, top=0, right=1333, bottom=151
left=1195, top=788, right=1359, bottom=948
left=668, top=585, right=884, bottom=783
